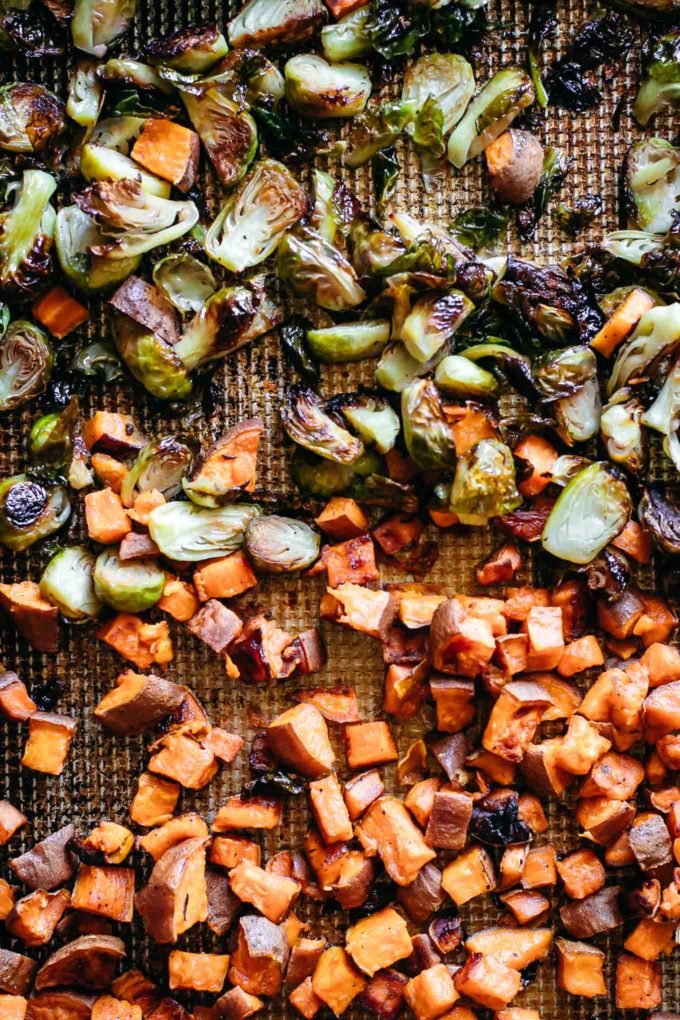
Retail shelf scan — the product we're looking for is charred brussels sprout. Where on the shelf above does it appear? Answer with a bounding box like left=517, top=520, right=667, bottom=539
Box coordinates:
left=291, top=447, right=381, bottom=498
left=626, top=138, right=680, bottom=234
left=0, top=82, right=64, bottom=153
left=75, top=179, right=199, bottom=260
left=152, top=254, right=217, bottom=314
left=535, top=346, right=601, bottom=443
left=402, top=378, right=455, bottom=471
left=310, top=169, right=356, bottom=245
left=401, top=289, right=474, bottom=363
left=205, top=158, right=308, bottom=274
left=321, top=6, right=370, bottom=62
left=173, top=286, right=260, bottom=370
left=449, top=439, right=521, bottom=525
left=282, top=386, right=364, bottom=464
left=403, top=52, right=475, bottom=177
left=245, top=514, right=319, bottom=573
left=40, top=546, right=102, bottom=621
left=99, top=58, right=174, bottom=92
left=0, top=475, right=70, bottom=551
left=348, top=215, right=406, bottom=276
left=0, top=321, right=53, bottom=412
left=328, top=392, right=400, bottom=455
left=607, top=305, right=680, bottom=396
left=94, top=549, right=165, bottom=613
left=67, top=60, right=104, bottom=128
left=182, top=91, right=258, bottom=188
left=435, top=355, right=499, bottom=398
left=278, top=228, right=366, bottom=312
left=81, top=144, right=171, bottom=199
left=601, top=393, right=646, bottom=475
left=285, top=54, right=371, bottom=119
left=148, top=501, right=261, bottom=561
left=0, top=170, right=56, bottom=298
left=111, top=313, right=193, bottom=401
left=120, top=437, right=195, bottom=507
left=344, top=99, right=415, bottom=167
left=146, top=24, right=228, bottom=73
left=55, top=206, right=141, bottom=294
left=306, top=320, right=390, bottom=363
left=639, top=486, right=680, bottom=556
left=375, top=341, right=444, bottom=393
left=228, top=0, right=326, bottom=50
left=88, top=115, right=146, bottom=153
left=542, top=462, right=632, bottom=564
left=72, top=0, right=136, bottom=56
left=448, top=68, right=534, bottom=169
left=29, top=398, right=79, bottom=475
left=634, top=32, right=680, bottom=127
left=641, top=356, right=680, bottom=470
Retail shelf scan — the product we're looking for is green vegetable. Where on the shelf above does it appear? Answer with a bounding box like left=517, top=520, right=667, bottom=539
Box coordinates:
left=641, top=356, right=680, bottom=470
left=29, top=398, right=79, bottom=475
left=88, top=115, right=146, bottom=154
left=447, top=67, right=535, bottom=168
left=555, top=196, right=602, bottom=238
left=321, top=6, right=371, bottom=62
left=111, top=313, right=193, bottom=401
left=73, top=340, right=124, bottom=382
left=282, top=386, right=365, bottom=465
left=639, top=485, right=680, bottom=556
left=375, top=341, right=444, bottom=393
left=435, top=354, right=499, bottom=398
left=449, top=206, right=509, bottom=251
left=245, top=514, right=320, bottom=573
left=285, top=54, right=371, bottom=119
left=556, top=375, right=602, bottom=445
left=280, top=316, right=319, bottom=385
left=401, top=288, right=474, bottom=362
left=306, top=320, right=390, bottom=363
left=517, top=145, right=570, bottom=242
left=608, top=304, right=680, bottom=396
left=348, top=214, right=406, bottom=277
left=173, top=287, right=257, bottom=371
left=146, top=24, right=228, bottom=73
left=0, top=82, right=64, bottom=153
left=634, top=31, right=680, bottom=127
left=402, top=378, right=456, bottom=471
left=527, top=3, right=556, bottom=109
left=449, top=439, right=521, bottom=524
left=626, top=138, right=680, bottom=234
left=534, top=346, right=598, bottom=402
left=330, top=392, right=400, bottom=455
left=0, top=321, right=53, bottom=412
left=80, top=144, right=171, bottom=199
left=277, top=227, right=366, bottom=312
left=183, top=90, right=258, bottom=188
left=98, top=58, right=174, bottom=92
left=601, top=393, right=646, bottom=475
left=541, top=462, right=632, bottom=564
left=291, top=447, right=381, bottom=498
left=148, top=501, right=261, bottom=561
left=120, top=437, right=195, bottom=508
left=403, top=52, right=475, bottom=139
left=94, top=549, right=165, bottom=613
left=152, top=254, right=217, bottom=315
left=227, top=0, right=325, bottom=49
left=0, top=475, right=70, bottom=551
left=373, top=146, right=400, bottom=214
left=344, top=99, right=415, bottom=167
left=67, top=60, right=104, bottom=128
left=71, top=0, right=136, bottom=56
left=0, top=170, right=56, bottom=297
left=40, top=546, right=102, bottom=620
left=311, top=169, right=339, bottom=244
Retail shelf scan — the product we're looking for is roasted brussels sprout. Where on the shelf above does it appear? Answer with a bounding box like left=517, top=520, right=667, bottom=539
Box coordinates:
left=146, top=24, right=228, bottom=72
left=403, top=52, right=475, bottom=177
left=72, top=0, right=136, bottom=56
left=626, top=138, right=680, bottom=234
left=634, top=32, right=680, bottom=127
left=310, top=168, right=355, bottom=245
left=182, top=419, right=263, bottom=508
left=328, top=392, right=400, bottom=455
left=56, top=206, right=141, bottom=294
left=280, top=316, right=319, bottom=385
left=448, top=68, right=534, bottom=169
left=641, top=356, right=680, bottom=470
left=0, top=321, right=53, bottom=412
left=607, top=304, right=680, bottom=396
left=542, top=462, right=632, bottom=564
left=228, top=0, right=326, bottom=50
left=110, top=313, right=193, bottom=401
left=0, top=475, right=70, bottom=551
left=245, top=514, right=319, bottom=573
left=534, top=346, right=598, bottom=401
left=88, top=115, right=146, bottom=153
left=348, top=214, right=406, bottom=276
left=402, top=378, right=456, bottom=471
left=291, top=447, right=381, bottom=498
left=205, top=158, right=308, bottom=274
left=306, top=320, right=390, bottom=363
left=120, top=437, right=195, bottom=507
left=152, top=255, right=217, bottom=315
left=401, top=288, right=474, bottom=363
left=93, top=549, right=165, bottom=613
left=0, top=170, right=56, bottom=297
left=98, top=58, right=174, bottom=92
left=282, top=386, right=364, bottom=464
left=67, top=60, right=104, bottom=128
left=182, top=90, right=258, bottom=188
left=40, top=546, right=102, bottom=621
left=374, top=341, right=444, bottom=393
left=75, top=179, right=199, bottom=260
left=148, top=501, right=261, bottom=561
left=74, top=339, right=124, bottom=382
left=277, top=227, right=366, bottom=312
left=601, top=393, right=646, bottom=475
left=321, top=6, right=370, bottom=62
left=639, top=485, right=680, bottom=556
left=556, top=375, right=602, bottom=445
left=0, top=82, right=65, bottom=153
left=80, top=144, right=171, bottom=199
left=285, top=54, right=371, bottom=119
left=344, top=99, right=415, bottom=167
left=29, top=398, right=79, bottom=475
left=173, top=286, right=260, bottom=370
left=449, top=439, right=521, bottom=524
left=435, top=355, right=499, bottom=398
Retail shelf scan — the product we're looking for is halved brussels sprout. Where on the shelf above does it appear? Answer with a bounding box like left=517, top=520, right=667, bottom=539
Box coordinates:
left=321, top=5, right=370, bottom=62
left=348, top=214, right=406, bottom=276
left=282, top=386, right=364, bottom=464
left=0, top=82, right=65, bottom=153
left=111, top=313, right=193, bottom=401
left=67, top=60, right=104, bottom=128
left=183, top=90, right=258, bottom=188
left=449, top=439, right=521, bottom=525
left=146, top=24, right=228, bottom=73
left=641, top=356, right=680, bottom=470
left=435, top=355, right=499, bottom=398
left=535, top=346, right=597, bottom=401
left=71, top=0, right=136, bottom=56
left=75, top=180, right=199, bottom=260
left=448, top=68, right=535, bottom=169
left=328, top=392, right=400, bottom=455
left=94, top=549, right=165, bottom=613
left=40, top=546, right=102, bottom=621
left=0, top=321, right=53, bottom=412
left=98, top=58, right=174, bottom=93
left=205, top=158, right=308, bottom=274
left=626, top=137, right=680, bottom=234
left=310, top=168, right=348, bottom=245
left=120, top=437, right=195, bottom=507
left=600, top=229, right=665, bottom=268
left=556, top=375, right=602, bottom=445
left=88, top=116, right=146, bottom=154
left=542, top=462, right=632, bottom=564
left=291, top=447, right=381, bottom=497
left=608, top=304, right=680, bottom=396
left=148, top=501, right=261, bottom=561
left=375, top=341, right=444, bottom=393
left=306, top=320, right=390, bottom=363
left=285, top=54, right=371, bottom=119
left=639, top=485, right=680, bottom=556
left=29, top=398, right=79, bottom=474
left=182, top=420, right=264, bottom=508
left=173, top=286, right=258, bottom=370
left=56, top=206, right=141, bottom=294
left=245, top=514, right=319, bottom=573
left=401, top=288, right=474, bottom=363
left=74, top=339, right=124, bottom=382
left=402, top=378, right=456, bottom=471
left=403, top=53, right=475, bottom=139
left=277, top=227, right=366, bottom=312
left=601, top=393, right=646, bottom=475
left=344, top=99, right=415, bottom=168
left=0, top=170, right=56, bottom=298
left=387, top=211, right=477, bottom=274
left=634, top=32, right=680, bottom=128
left=152, top=254, right=217, bottom=315
left=81, top=144, right=171, bottom=199
left=228, top=0, right=326, bottom=50
left=0, top=475, right=70, bottom=551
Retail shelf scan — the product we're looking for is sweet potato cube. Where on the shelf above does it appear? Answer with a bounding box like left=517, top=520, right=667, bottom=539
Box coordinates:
left=193, top=551, right=257, bottom=601
left=312, top=947, right=365, bottom=1017
left=454, top=954, right=521, bottom=1011
left=425, top=792, right=472, bottom=851
left=148, top=727, right=218, bottom=790
left=0, top=998, right=27, bottom=1020
left=321, top=584, right=396, bottom=640
left=322, top=535, right=379, bottom=587
left=210, top=836, right=261, bottom=869
left=228, top=916, right=289, bottom=998
left=500, top=888, right=549, bottom=925
left=356, top=797, right=435, bottom=887
left=345, top=721, right=398, bottom=770
left=557, top=635, right=604, bottom=677
left=94, top=670, right=185, bottom=736
left=213, top=796, right=281, bottom=831
left=430, top=599, right=495, bottom=677
left=315, top=498, right=368, bottom=540
left=0, top=582, right=59, bottom=652
left=476, top=543, right=522, bottom=586
left=309, top=773, right=353, bottom=844
left=404, top=964, right=458, bottom=1020
left=576, top=797, right=635, bottom=845
left=624, top=918, right=676, bottom=961
left=343, top=771, right=384, bottom=821
left=482, top=681, right=552, bottom=762
left=72, top=865, right=135, bottom=923
left=465, top=928, right=552, bottom=970
left=97, top=614, right=173, bottom=670
left=644, top=680, right=680, bottom=739
left=135, top=837, right=208, bottom=944
left=21, top=712, right=76, bottom=776
left=229, top=860, right=299, bottom=924
left=579, top=751, right=644, bottom=800
left=522, top=606, right=564, bottom=670
left=5, top=888, right=70, bottom=946
left=85, top=488, right=131, bottom=544
left=615, top=954, right=661, bottom=1010
left=383, top=662, right=428, bottom=720
left=430, top=677, right=476, bottom=733
left=289, top=976, right=323, bottom=1019
left=130, top=772, right=179, bottom=827
left=0, top=803, right=27, bottom=846
left=346, top=908, right=412, bottom=977
left=0, top=673, right=36, bottom=721
left=158, top=576, right=200, bottom=622
left=168, top=951, right=229, bottom=993
left=521, top=846, right=557, bottom=889
left=267, top=704, right=334, bottom=779
left=398, top=593, right=446, bottom=630
left=556, top=849, right=605, bottom=900
left=554, top=715, right=611, bottom=775
left=0, top=880, right=16, bottom=921
left=131, top=119, right=199, bottom=192
left=214, top=987, right=264, bottom=1020
left=515, top=434, right=558, bottom=497
left=517, top=793, right=548, bottom=834
left=642, top=641, right=680, bottom=688
left=556, top=939, right=605, bottom=997
left=441, top=846, right=495, bottom=906
left=138, top=814, right=209, bottom=862
left=494, top=634, right=529, bottom=676
left=92, top=997, right=142, bottom=1020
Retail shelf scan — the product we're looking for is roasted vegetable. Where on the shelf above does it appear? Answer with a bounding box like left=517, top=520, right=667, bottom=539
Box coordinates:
left=282, top=386, right=364, bottom=464
left=285, top=54, right=371, bottom=119
left=634, top=31, right=680, bottom=127
left=40, top=546, right=102, bottom=621
left=448, top=68, right=534, bottom=169
left=67, top=59, right=104, bottom=127
left=227, top=0, right=325, bottom=49
left=403, top=52, right=475, bottom=150
left=120, top=437, right=195, bottom=507
left=401, top=289, right=474, bottom=363
left=321, top=5, right=371, bottom=62
left=0, top=476, right=70, bottom=551
left=71, top=0, right=135, bottom=56
left=110, top=313, right=193, bottom=401
left=542, top=462, right=632, bottom=564
left=245, top=515, right=319, bottom=573
left=0, top=170, right=56, bottom=298
left=327, top=392, right=400, bottom=454
left=306, top=320, right=390, bottom=363
left=55, top=206, right=141, bottom=294
left=148, top=501, right=261, bottom=561
left=152, top=254, right=217, bottom=314
left=93, top=549, right=165, bottom=613
left=0, top=82, right=64, bottom=153
left=600, top=393, right=646, bottom=475
left=401, top=378, right=456, bottom=471
left=486, top=129, right=544, bottom=205
left=0, top=320, right=52, bottom=412
left=81, top=144, right=172, bottom=199
left=182, top=90, right=258, bottom=188
left=607, top=305, right=680, bottom=397
left=278, top=227, right=366, bottom=312
left=449, top=439, right=521, bottom=524
left=183, top=419, right=263, bottom=507
left=626, top=138, right=680, bottom=234
left=435, top=354, right=499, bottom=398
left=146, top=23, right=227, bottom=72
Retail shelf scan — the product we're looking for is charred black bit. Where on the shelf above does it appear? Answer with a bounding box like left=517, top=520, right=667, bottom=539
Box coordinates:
left=527, top=1, right=558, bottom=108
left=31, top=674, right=65, bottom=711
left=639, top=485, right=680, bottom=555
left=547, top=11, right=637, bottom=111
left=555, top=194, right=603, bottom=237
left=470, top=795, right=532, bottom=847
left=2, top=7, right=65, bottom=57
left=348, top=873, right=396, bottom=922
left=517, top=147, right=570, bottom=242
left=249, top=732, right=277, bottom=775
left=251, top=104, right=331, bottom=165
left=241, top=771, right=305, bottom=798
left=579, top=548, right=630, bottom=600
left=4, top=480, right=48, bottom=528
left=280, top=316, right=320, bottom=386
left=373, top=145, right=400, bottom=214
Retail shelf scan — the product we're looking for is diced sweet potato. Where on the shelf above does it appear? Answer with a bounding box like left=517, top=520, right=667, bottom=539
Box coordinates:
left=556, top=849, right=605, bottom=900
left=289, top=976, right=323, bottom=1019
left=315, top=498, right=368, bottom=540
left=464, top=927, right=552, bottom=970
left=522, top=606, right=564, bottom=670
left=295, top=687, right=360, bottom=724
left=628, top=812, right=673, bottom=872
left=634, top=593, right=677, bottom=647
left=267, top=704, right=334, bottom=778
left=21, top=712, right=76, bottom=776
left=346, top=908, right=412, bottom=978
left=345, top=721, right=398, bottom=770
left=441, top=846, right=495, bottom=906
left=72, top=865, right=135, bottom=923
left=214, top=987, right=264, bottom=1020
left=554, top=715, right=611, bottom=775
left=0, top=996, right=27, bottom=1020
left=158, top=576, right=200, bottom=622
left=320, top=535, right=379, bottom=588
left=138, top=814, right=208, bottom=862
left=213, top=796, right=282, bottom=831
left=321, top=585, right=396, bottom=640
left=515, top=435, right=558, bottom=497
left=494, top=634, right=528, bottom=676
left=0, top=673, right=36, bottom=721
left=167, top=951, right=229, bottom=993
left=500, top=888, right=549, bottom=924
left=517, top=793, right=548, bottom=834
left=91, top=453, right=127, bottom=494
left=0, top=879, right=15, bottom=921
left=430, top=599, right=495, bottom=677
left=95, top=670, right=185, bottom=736
left=556, top=939, right=605, bottom=998
left=97, top=614, right=173, bottom=670
left=286, top=937, right=327, bottom=990
left=476, top=543, right=522, bottom=586
left=193, top=551, right=257, bottom=602
left=430, top=677, right=475, bottom=733
left=612, top=519, right=653, bottom=563
left=229, top=916, right=289, bottom=998
left=111, top=969, right=162, bottom=1014
left=92, top=997, right=142, bottom=1020
left=624, top=918, right=676, bottom=961
left=557, top=635, right=604, bottom=677
left=560, top=885, right=623, bottom=938
left=576, top=797, right=635, bottom=845
left=521, top=846, right=557, bottom=889
left=405, top=964, right=458, bottom=1020
left=230, top=860, right=299, bottom=924
left=0, top=802, right=27, bottom=846
left=130, top=772, right=180, bottom=828
left=309, top=773, right=353, bottom=844
left=642, top=642, right=680, bottom=688
left=148, top=724, right=218, bottom=790
left=131, top=119, right=199, bottom=191
left=188, top=601, right=243, bottom=655
left=5, top=889, right=70, bottom=946
left=425, top=792, right=472, bottom=851
left=85, top=488, right=131, bottom=544
left=615, top=954, right=661, bottom=1010
left=591, top=287, right=656, bottom=357
left=136, top=837, right=208, bottom=944
left=384, top=662, right=429, bottom=720
left=498, top=845, right=529, bottom=891
left=356, top=797, right=435, bottom=887
left=520, top=739, right=573, bottom=797
left=0, top=582, right=59, bottom=653
left=83, top=412, right=145, bottom=455
left=210, top=836, right=261, bottom=870
left=455, top=954, right=520, bottom=1011
left=312, top=947, right=365, bottom=1018
left=343, top=771, right=384, bottom=822
left=482, top=681, right=552, bottom=762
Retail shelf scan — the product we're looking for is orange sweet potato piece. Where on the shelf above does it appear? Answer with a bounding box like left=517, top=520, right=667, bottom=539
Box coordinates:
left=111, top=969, right=162, bottom=1014
left=464, top=928, right=552, bottom=970
left=345, top=908, right=412, bottom=977
left=345, top=721, right=398, bottom=770
left=321, top=584, right=396, bottom=640
left=405, top=964, right=458, bottom=1020
left=138, top=813, right=209, bottom=862
left=633, top=593, right=677, bottom=647
left=615, top=954, right=661, bottom=1010
left=312, top=947, right=365, bottom=1017
left=522, top=606, right=564, bottom=670
left=72, top=865, right=135, bottom=923
left=554, top=715, right=611, bottom=775
left=482, top=681, right=552, bottom=762
left=289, top=976, right=323, bottom=1018
left=624, top=918, right=676, bottom=961
left=84, top=488, right=131, bottom=544
left=0, top=582, right=59, bottom=653
left=642, top=642, right=680, bottom=688
left=0, top=880, right=16, bottom=920
left=127, top=489, right=165, bottom=526
left=454, top=954, right=521, bottom=1011
left=91, top=453, right=127, bottom=494
left=503, top=587, right=550, bottom=622
left=343, top=771, right=384, bottom=822
left=356, top=797, right=435, bottom=887
left=430, top=676, right=475, bottom=732
left=229, top=860, right=299, bottom=923
left=168, top=951, right=229, bottom=993
left=21, top=712, right=76, bottom=776
left=193, top=551, right=257, bottom=601
left=494, top=634, right=528, bottom=675
left=130, top=772, right=180, bottom=827
left=315, top=498, right=368, bottom=540
left=5, top=889, right=70, bottom=946
left=320, top=535, right=379, bottom=588
left=579, top=751, right=645, bottom=800
left=294, top=687, right=360, bottom=724
left=514, top=435, right=558, bottom=497
left=557, top=635, right=604, bottom=677
left=521, top=846, right=557, bottom=889
left=591, top=288, right=656, bottom=357
left=556, top=849, right=605, bottom=900
left=83, top=412, right=145, bottom=455
left=213, top=796, right=282, bottom=832
left=309, top=773, right=353, bottom=844
left=429, top=599, right=495, bottom=677
left=148, top=725, right=218, bottom=790
left=97, top=614, right=173, bottom=669
left=0, top=672, right=36, bottom=721
left=267, top=703, right=334, bottom=778
left=517, top=794, right=548, bottom=834
left=131, top=119, right=199, bottom=191
left=576, top=797, right=636, bottom=845
left=476, top=543, right=522, bottom=586
left=611, top=519, right=653, bottom=564
left=500, top=888, right=549, bottom=925
left=187, top=419, right=263, bottom=499
left=443, top=403, right=498, bottom=456
left=33, top=286, right=89, bottom=338
left=135, top=836, right=208, bottom=944
left=0, top=803, right=27, bottom=846
left=92, top=996, right=142, bottom=1020
left=384, top=662, right=429, bottom=720
left=441, top=846, right=496, bottom=906
left=556, top=939, right=605, bottom=997
left=0, top=998, right=28, bottom=1020
left=158, top=576, right=200, bottom=622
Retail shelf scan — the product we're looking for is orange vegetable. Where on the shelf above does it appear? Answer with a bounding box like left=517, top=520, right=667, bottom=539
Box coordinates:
left=72, top=865, right=135, bottom=923
left=321, top=584, right=396, bottom=640
left=321, top=535, right=379, bottom=587
left=343, top=770, right=384, bottom=821
left=229, top=860, right=299, bottom=923
left=289, top=977, right=323, bottom=1019
left=33, top=286, right=89, bottom=339
left=193, top=550, right=258, bottom=601
left=443, top=403, right=498, bottom=456
left=5, top=888, right=70, bottom=946
left=482, top=681, right=552, bottom=762
left=642, top=642, right=680, bottom=688
left=514, top=434, right=558, bottom=497
left=130, top=772, right=180, bottom=827
left=138, top=813, right=209, bottom=861
left=345, top=907, right=412, bottom=977
left=494, top=634, right=529, bottom=675
left=315, top=497, right=368, bottom=540
left=0, top=673, right=36, bottom=721
left=557, top=634, right=604, bottom=677
left=454, top=954, right=521, bottom=1011
left=503, top=586, right=550, bottom=622
left=21, top=712, right=76, bottom=775
left=82, top=411, right=145, bottom=454
left=0, top=997, right=27, bottom=1020
left=312, top=947, right=366, bottom=1017
left=441, top=846, right=495, bottom=906
left=556, top=939, right=605, bottom=997
left=405, top=964, right=458, bottom=1020
left=465, top=928, right=552, bottom=970
left=213, top=796, right=282, bottom=831
left=356, top=796, right=435, bottom=886
left=131, top=118, right=199, bottom=191
left=615, top=954, right=661, bottom=1010
left=611, top=519, right=653, bottom=563
left=91, top=453, right=128, bottom=494
left=210, top=835, right=261, bottom=870
left=624, top=918, right=676, bottom=961
left=633, top=593, right=678, bottom=647
left=267, top=703, right=335, bottom=778
left=517, top=794, right=548, bottom=834
left=85, top=488, right=131, bottom=544
left=373, top=516, right=423, bottom=556
left=500, top=888, right=549, bottom=925
left=591, top=288, right=656, bottom=357
left=554, top=715, right=611, bottom=775
left=521, top=846, right=557, bottom=888
left=148, top=725, right=218, bottom=790
left=127, top=488, right=165, bottom=525
left=294, top=687, right=360, bottom=724
left=309, top=773, right=353, bottom=844
left=522, top=605, right=564, bottom=670
left=429, top=509, right=460, bottom=528
left=325, top=0, right=366, bottom=17
left=345, top=721, right=398, bottom=769
left=430, top=676, right=475, bottom=732
left=556, top=849, right=605, bottom=900
left=97, top=614, right=173, bottom=669
left=0, top=879, right=16, bottom=920
left=158, top=576, right=200, bottom=622
left=0, top=581, right=59, bottom=652
left=476, top=543, right=522, bottom=586
left=92, top=997, right=142, bottom=1020
left=168, top=951, right=230, bottom=993
left=111, top=969, right=162, bottom=1015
